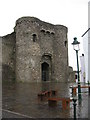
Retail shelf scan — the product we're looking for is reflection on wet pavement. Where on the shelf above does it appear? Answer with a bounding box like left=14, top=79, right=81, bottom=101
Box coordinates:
left=2, top=81, right=89, bottom=118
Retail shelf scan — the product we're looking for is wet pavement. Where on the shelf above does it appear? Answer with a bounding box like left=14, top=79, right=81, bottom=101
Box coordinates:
left=2, top=81, right=89, bottom=119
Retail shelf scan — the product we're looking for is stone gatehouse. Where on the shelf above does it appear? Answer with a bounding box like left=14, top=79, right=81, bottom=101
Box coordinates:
left=2, top=17, right=74, bottom=82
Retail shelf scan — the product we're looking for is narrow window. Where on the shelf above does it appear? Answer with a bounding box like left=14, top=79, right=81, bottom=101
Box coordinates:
left=32, top=34, right=37, bottom=42
left=65, top=41, right=67, bottom=47
left=42, top=62, right=49, bottom=81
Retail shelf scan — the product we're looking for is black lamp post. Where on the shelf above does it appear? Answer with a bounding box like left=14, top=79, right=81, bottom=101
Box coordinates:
left=72, top=37, right=81, bottom=100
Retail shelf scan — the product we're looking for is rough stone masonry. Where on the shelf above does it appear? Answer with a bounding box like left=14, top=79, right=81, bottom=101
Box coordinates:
left=2, top=17, right=74, bottom=82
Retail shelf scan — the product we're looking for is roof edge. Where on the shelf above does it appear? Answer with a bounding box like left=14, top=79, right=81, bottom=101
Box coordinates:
left=81, top=28, right=90, bottom=37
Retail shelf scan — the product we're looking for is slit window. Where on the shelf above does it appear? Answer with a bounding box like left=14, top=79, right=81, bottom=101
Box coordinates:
left=32, top=34, right=37, bottom=42
left=65, top=41, right=67, bottom=47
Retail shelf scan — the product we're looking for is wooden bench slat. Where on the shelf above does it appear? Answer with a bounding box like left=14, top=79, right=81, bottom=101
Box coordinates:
left=38, top=90, right=57, bottom=96
left=70, top=85, right=90, bottom=89
left=48, top=97, right=72, bottom=101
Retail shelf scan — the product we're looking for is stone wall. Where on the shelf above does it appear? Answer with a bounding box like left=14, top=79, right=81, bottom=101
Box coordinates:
left=2, top=32, right=16, bottom=81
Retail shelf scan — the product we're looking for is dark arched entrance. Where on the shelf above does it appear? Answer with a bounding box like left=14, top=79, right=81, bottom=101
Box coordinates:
left=41, top=62, right=49, bottom=81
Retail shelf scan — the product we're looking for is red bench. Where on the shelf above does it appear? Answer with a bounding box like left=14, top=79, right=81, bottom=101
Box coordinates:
left=48, top=97, right=72, bottom=109
left=38, top=90, right=57, bottom=101
left=70, top=85, right=90, bottom=95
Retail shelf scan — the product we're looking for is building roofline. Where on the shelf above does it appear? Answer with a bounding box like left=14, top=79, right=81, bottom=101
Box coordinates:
left=81, top=28, right=90, bottom=37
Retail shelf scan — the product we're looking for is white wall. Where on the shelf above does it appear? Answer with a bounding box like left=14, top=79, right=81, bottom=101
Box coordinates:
left=80, top=55, right=85, bottom=83
left=83, top=32, right=88, bottom=83
left=88, top=1, right=90, bottom=83
left=82, top=1, right=90, bottom=83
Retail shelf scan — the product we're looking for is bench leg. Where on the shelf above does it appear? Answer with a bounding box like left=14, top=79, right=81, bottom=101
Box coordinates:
left=38, top=95, right=46, bottom=101
left=45, top=93, right=48, bottom=97
left=62, top=100, right=70, bottom=109
left=48, top=91, right=52, bottom=97
left=51, top=91, right=57, bottom=96
left=48, top=100, right=57, bottom=107
left=89, top=87, right=90, bottom=95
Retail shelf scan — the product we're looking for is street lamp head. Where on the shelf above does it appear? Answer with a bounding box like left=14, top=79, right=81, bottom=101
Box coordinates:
left=72, top=37, right=80, bottom=51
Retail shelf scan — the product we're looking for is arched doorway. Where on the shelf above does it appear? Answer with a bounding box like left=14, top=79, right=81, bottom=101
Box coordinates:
left=41, top=62, right=49, bottom=81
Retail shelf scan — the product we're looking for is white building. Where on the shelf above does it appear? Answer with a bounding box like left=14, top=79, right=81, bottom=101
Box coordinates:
left=81, top=1, right=90, bottom=83
left=82, top=29, right=88, bottom=83
left=80, top=54, right=85, bottom=83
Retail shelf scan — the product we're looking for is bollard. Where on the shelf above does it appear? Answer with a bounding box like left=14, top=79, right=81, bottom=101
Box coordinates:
left=73, top=97, right=77, bottom=120
left=89, top=87, right=90, bottom=95
left=88, top=81, right=90, bottom=85
left=88, top=82, right=90, bottom=95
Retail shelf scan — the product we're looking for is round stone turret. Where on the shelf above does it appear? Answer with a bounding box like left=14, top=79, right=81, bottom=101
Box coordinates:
left=14, top=17, right=68, bottom=82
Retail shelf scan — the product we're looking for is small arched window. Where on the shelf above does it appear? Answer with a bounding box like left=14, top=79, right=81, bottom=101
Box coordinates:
left=41, top=29, right=45, bottom=33
left=46, top=31, right=50, bottom=34
left=32, top=34, right=37, bottom=42
left=51, top=32, right=54, bottom=35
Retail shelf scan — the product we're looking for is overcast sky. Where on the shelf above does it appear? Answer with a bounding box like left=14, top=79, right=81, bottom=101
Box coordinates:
left=0, top=0, right=89, bottom=70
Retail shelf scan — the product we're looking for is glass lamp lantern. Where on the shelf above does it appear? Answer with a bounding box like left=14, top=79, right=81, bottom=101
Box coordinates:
left=72, top=37, right=80, bottom=51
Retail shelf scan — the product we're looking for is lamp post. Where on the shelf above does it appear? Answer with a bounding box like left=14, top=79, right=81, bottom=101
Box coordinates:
left=72, top=37, right=81, bottom=100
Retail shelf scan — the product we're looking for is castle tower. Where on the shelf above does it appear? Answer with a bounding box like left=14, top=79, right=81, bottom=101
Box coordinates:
left=14, top=17, right=69, bottom=82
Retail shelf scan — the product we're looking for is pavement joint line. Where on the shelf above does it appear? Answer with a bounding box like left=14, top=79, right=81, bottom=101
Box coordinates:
left=2, top=109, right=32, bottom=118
